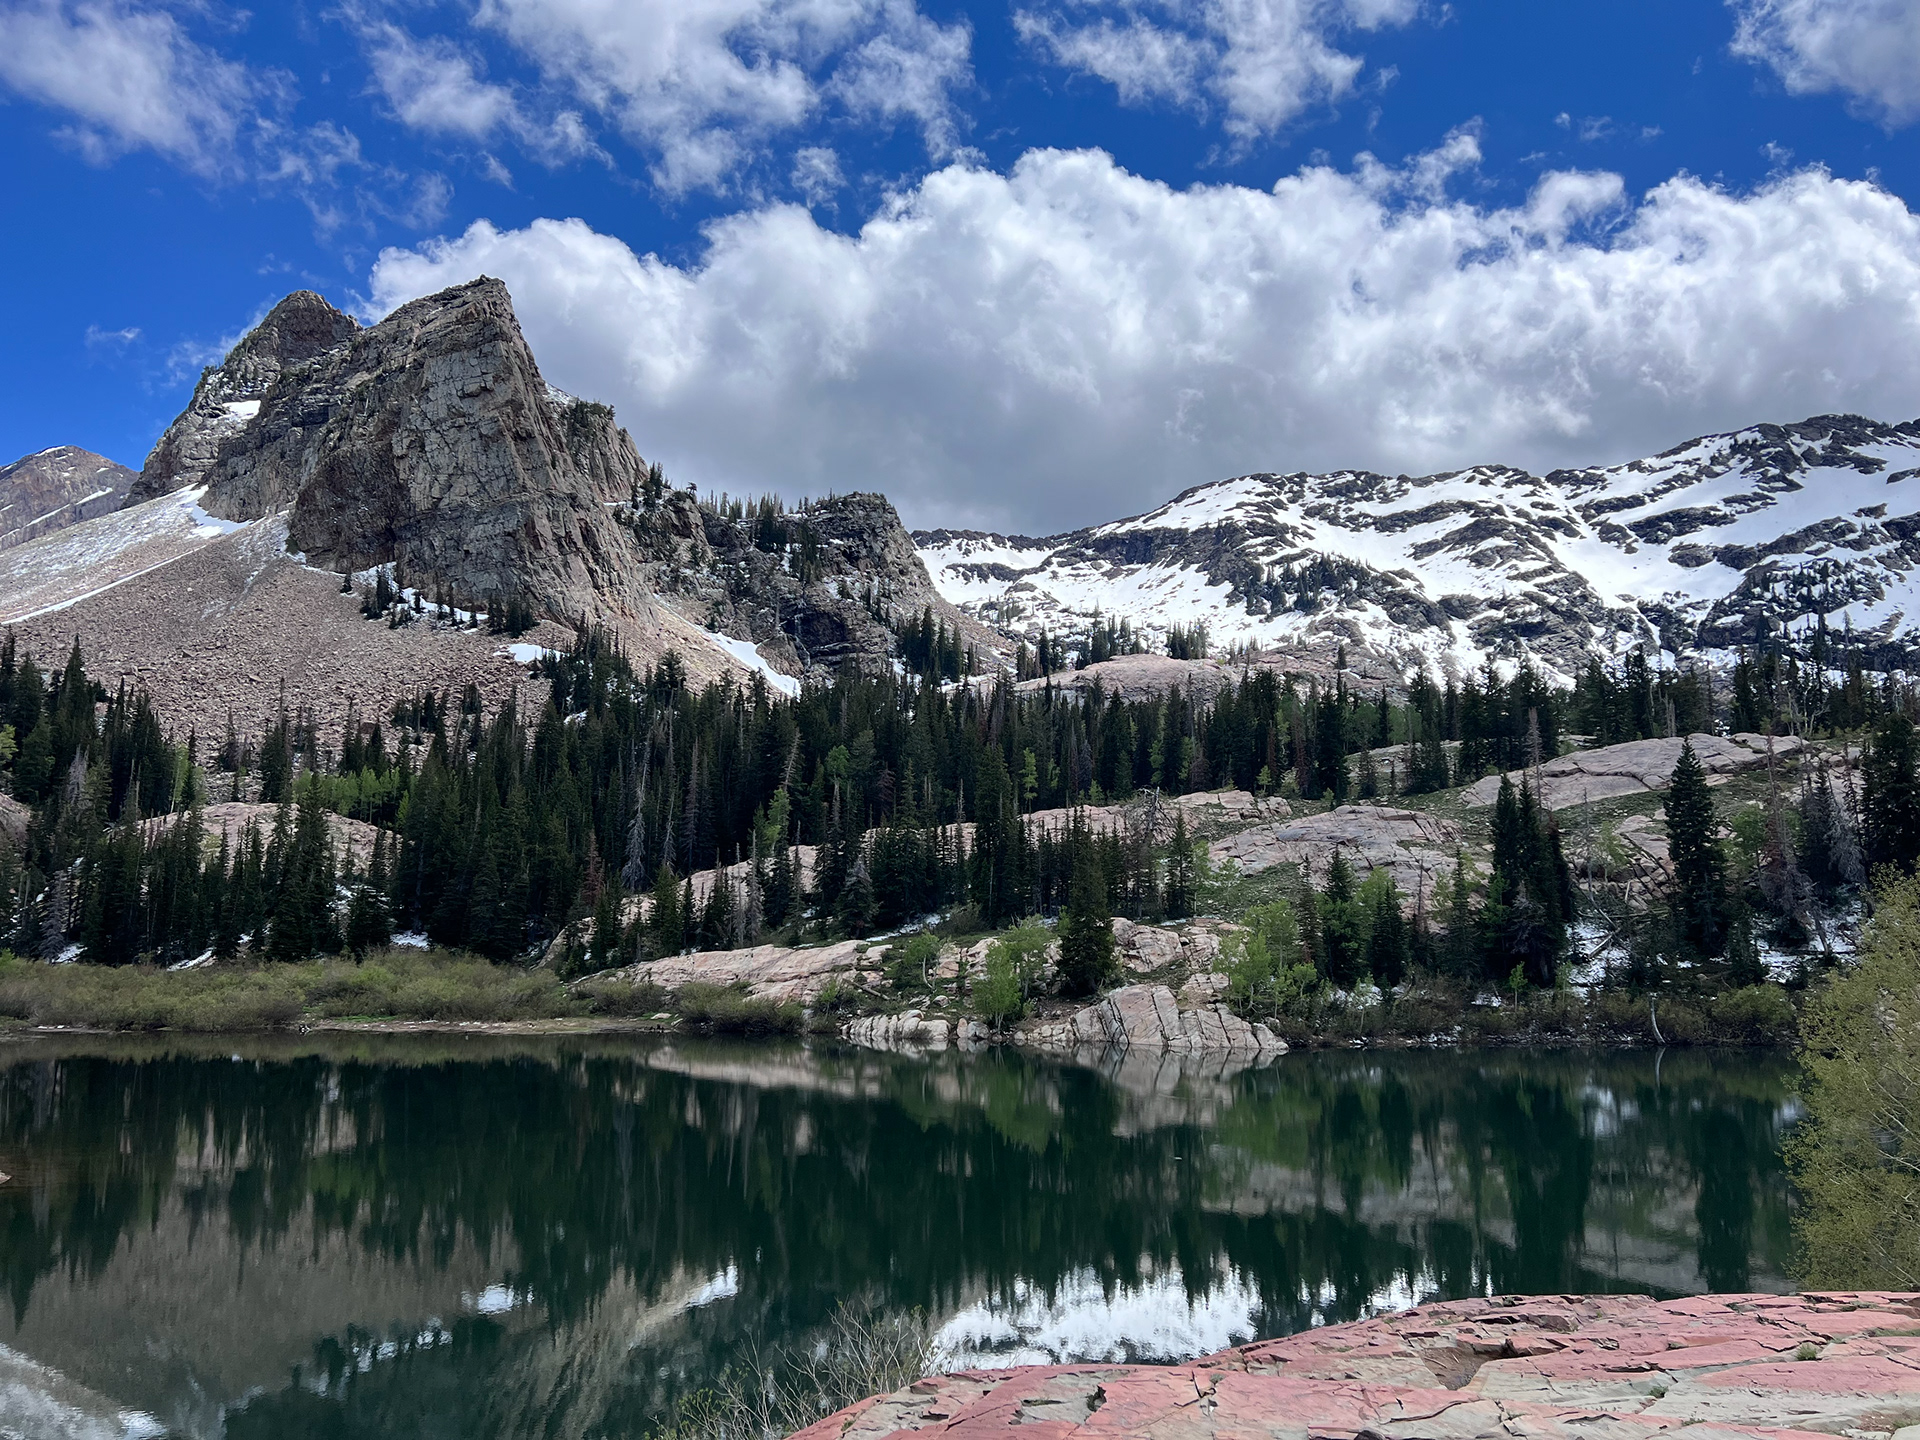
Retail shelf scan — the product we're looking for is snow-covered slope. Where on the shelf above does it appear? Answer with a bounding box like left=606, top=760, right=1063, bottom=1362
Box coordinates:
left=916, top=414, right=1920, bottom=679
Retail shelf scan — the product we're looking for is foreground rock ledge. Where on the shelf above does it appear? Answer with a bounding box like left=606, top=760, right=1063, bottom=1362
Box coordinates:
left=799, top=1293, right=1920, bottom=1440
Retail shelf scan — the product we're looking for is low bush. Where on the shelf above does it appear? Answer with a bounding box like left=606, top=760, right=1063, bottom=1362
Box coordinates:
left=0, top=948, right=577, bottom=1031
left=675, top=982, right=803, bottom=1035
left=573, top=974, right=669, bottom=1017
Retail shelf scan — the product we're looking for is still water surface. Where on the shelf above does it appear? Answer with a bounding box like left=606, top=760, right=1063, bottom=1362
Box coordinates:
left=0, top=1037, right=1798, bottom=1439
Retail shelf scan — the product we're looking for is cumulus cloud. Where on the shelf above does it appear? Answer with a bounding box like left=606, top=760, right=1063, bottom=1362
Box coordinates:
left=368, top=144, right=1920, bottom=532
left=0, top=0, right=273, bottom=176
left=1015, top=0, right=1419, bottom=139
left=470, top=0, right=971, bottom=193
left=1731, top=0, right=1920, bottom=125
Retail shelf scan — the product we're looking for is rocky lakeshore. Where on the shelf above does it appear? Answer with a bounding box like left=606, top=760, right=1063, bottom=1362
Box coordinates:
left=804, top=1293, right=1920, bottom=1440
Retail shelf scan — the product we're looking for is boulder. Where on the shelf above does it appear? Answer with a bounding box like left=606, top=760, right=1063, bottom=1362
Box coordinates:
left=1462, top=732, right=1807, bottom=811
left=842, top=1012, right=990, bottom=1053
left=1019, top=984, right=1285, bottom=1057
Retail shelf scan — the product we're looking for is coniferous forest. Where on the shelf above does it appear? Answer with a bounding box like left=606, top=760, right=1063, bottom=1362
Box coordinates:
left=0, top=620, right=1913, bottom=1035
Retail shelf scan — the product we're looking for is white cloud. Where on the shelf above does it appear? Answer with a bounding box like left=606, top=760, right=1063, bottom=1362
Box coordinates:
left=791, top=145, right=844, bottom=205
left=1731, top=0, right=1920, bottom=125
left=353, top=18, right=602, bottom=163
left=368, top=144, right=1920, bottom=533
left=1015, top=0, right=1420, bottom=140
left=470, top=0, right=971, bottom=193
left=0, top=0, right=272, bottom=176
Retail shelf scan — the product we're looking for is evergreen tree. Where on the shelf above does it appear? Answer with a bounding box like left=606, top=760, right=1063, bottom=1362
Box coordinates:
left=1664, top=739, right=1727, bottom=958
left=345, top=831, right=394, bottom=955
left=1162, top=812, right=1196, bottom=919
left=1319, top=851, right=1364, bottom=988
left=1361, top=869, right=1409, bottom=988
left=650, top=864, right=685, bottom=955
left=1057, top=835, right=1117, bottom=997
left=1863, top=710, right=1920, bottom=875
left=588, top=879, right=625, bottom=972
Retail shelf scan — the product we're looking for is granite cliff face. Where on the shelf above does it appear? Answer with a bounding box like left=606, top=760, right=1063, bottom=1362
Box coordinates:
left=130, top=277, right=647, bottom=619
left=920, top=414, right=1920, bottom=678
left=132, top=290, right=359, bottom=504
left=0, top=446, right=136, bottom=551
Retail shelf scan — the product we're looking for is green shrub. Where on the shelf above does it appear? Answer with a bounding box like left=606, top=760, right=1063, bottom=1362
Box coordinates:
left=1708, top=984, right=1797, bottom=1045
left=675, top=982, right=802, bottom=1035
left=887, top=934, right=942, bottom=993
left=574, top=974, right=668, bottom=1017
left=973, top=947, right=1025, bottom=1027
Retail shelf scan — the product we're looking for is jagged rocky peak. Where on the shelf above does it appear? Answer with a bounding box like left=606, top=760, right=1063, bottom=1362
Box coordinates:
left=133, top=291, right=360, bottom=503
left=0, top=446, right=137, bottom=551
left=128, top=276, right=648, bottom=619
left=918, top=412, right=1920, bottom=678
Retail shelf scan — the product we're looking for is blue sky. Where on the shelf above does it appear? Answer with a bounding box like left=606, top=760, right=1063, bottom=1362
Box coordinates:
left=3, top=0, right=1918, bottom=531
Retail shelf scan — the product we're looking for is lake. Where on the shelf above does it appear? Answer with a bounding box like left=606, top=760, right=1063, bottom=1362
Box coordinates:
left=0, top=1036, right=1799, bottom=1439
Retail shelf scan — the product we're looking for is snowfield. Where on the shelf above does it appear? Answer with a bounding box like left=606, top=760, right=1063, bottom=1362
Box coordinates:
left=915, top=415, right=1920, bottom=678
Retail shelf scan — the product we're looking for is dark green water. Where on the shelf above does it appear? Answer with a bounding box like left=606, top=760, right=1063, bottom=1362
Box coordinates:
left=0, top=1037, right=1797, bottom=1439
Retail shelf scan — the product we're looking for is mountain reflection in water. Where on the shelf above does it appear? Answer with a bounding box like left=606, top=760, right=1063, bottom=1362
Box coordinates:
left=0, top=1037, right=1796, bottom=1440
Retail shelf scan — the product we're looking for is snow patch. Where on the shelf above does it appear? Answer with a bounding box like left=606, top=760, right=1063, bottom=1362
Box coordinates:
left=390, top=931, right=430, bottom=949
left=707, top=632, right=801, bottom=698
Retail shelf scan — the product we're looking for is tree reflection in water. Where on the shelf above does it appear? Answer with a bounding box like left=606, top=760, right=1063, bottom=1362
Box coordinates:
left=0, top=1038, right=1796, bottom=1440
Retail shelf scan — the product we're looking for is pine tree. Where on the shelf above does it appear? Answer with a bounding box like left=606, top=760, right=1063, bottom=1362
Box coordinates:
left=1163, top=811, right=1196, bottom=919
left=650, top=864, right=684, bottom=955
left=1362, top=869, right=1408, bottom=988
left=1320, top=851, right=1364, bottom=988
left=588, top=878, right=624, bottom=972
left=1665, top=738, right=1727, bottom=958
left=346, top=831, right=394, bottom=955
left=1863, top=710, right=1920, bottom=875
left=1058, top=837, right=1117, bottom=996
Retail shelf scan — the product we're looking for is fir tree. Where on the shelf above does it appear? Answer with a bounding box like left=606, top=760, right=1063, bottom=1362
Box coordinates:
left=1362, top=869, right=1409, bottom=988
left=1057, top=836, right=1117, bottom=997
left=1863, top=710, right=1920, bottom=875
left=650, top=864, right=684, bottom=955
left=1664, top=739, right=1727, bottom=958
left=1163, top=812, right=1196, bottom=919
left=1320, top=851, right=1364, bottom=988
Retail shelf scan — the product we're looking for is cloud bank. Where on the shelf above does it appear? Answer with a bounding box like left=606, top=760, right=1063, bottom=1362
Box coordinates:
left=362, top=143, right=1919, bottom=533
left=1731, top=0, right=1920, bottom=125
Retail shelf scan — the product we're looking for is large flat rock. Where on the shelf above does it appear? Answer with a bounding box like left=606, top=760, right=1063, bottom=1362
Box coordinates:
left=1463, top=733, right=1807, bottom=811
left=803, top=1292, right=1920, bottom=1440
left=1209, top=805, right=1461, bottom=901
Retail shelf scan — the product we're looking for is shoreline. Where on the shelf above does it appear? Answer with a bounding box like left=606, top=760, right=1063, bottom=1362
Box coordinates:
left=0, top=1013, right=1791, bottom=1049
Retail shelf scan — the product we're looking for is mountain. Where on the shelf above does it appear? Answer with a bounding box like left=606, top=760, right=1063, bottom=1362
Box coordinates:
left=2, top=278, right=984, bottom=740
left=131, top=278, right=648, bottom=618
left=0, top=446, right=136, bottom=551
left=916, top=414, right=1920, bottom=680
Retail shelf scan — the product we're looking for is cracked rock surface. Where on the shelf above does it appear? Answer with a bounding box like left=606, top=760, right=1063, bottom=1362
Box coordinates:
left=802, top=1292, right=1920, bottom=1440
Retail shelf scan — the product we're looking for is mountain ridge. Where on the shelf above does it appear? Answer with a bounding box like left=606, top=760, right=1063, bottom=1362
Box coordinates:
left=915, top=412, right=1920, bottom=679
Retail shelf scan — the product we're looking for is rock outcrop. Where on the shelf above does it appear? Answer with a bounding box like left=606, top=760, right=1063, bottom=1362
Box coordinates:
left=0, top=446, right=136, bottom=551
left=132, top=290, right=359, bottom=504
left=130, top=278, right=647, bottom=622
left=810, top=1291, right=1920, bottom=1440
left=842, top=1012, right=991, bottom=1052
left=584, top=938, right=887, bottom=1005
left=1211, top=805, right=1460, bottom=899
left=1018, top=984, right=1285, bottom=1058
left=1463, top=732, right=1809, bottom=810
